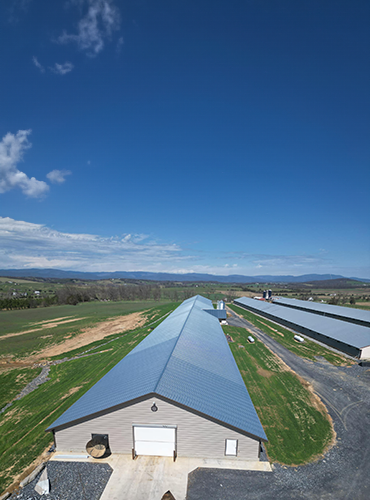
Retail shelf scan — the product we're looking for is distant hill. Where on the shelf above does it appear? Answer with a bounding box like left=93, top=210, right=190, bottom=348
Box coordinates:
left=305, top=278, right=370, bottom=288
left=0, top=268, right=368, bottom=283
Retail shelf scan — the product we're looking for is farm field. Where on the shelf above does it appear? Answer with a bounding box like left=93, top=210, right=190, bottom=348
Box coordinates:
left=0, top=299, right=171, bottom=360
left=0, top=297, right=346, bottom=494
left=229, top=303, right=352, bottom=366
left=0, top=301, right=176, bottom=494
left=225, top=326, right=334, bottom=464
left=0, top=276, right=64, bottom=297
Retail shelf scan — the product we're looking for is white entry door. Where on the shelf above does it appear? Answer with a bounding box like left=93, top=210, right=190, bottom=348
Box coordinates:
left=133, top=426, right=176, bottom=457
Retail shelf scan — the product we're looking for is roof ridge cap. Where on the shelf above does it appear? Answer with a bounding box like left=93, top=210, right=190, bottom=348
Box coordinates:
left=153, top=298, right=197, bottom=392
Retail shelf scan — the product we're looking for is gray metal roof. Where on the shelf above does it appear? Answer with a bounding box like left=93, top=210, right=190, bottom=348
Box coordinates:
left=48, top=295, right=267, bottom=441
left=234, top=297, right=370, bottom=350
left=272, top=297, right=370, bottom=326
left=204, top=308, right=227, bottom=320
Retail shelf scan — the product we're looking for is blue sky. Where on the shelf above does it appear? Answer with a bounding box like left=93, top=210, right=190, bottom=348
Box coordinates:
left=0, top=0, right=369, bottom=278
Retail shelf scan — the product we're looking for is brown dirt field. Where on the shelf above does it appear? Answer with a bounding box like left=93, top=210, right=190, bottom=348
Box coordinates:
left=28, top=311, right=148, bottom=361
left=257, top=366, right=273, bottom=378
left=0, top=311, right=148, bottom=372
left=218, top=290, right=257, bottom=298
left=29, top=316, right=75, bottom=325
left=61, top=385, right=84, bottom=400
left=0, top=317, right=89, bottom=340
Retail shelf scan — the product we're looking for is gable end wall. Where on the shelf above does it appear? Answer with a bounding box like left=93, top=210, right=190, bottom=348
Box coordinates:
left=55, top=397, right=260, bottom=460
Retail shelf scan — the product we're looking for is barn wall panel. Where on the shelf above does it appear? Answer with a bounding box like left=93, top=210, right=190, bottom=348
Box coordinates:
left=55, top=397, right=259, bottom=460
left=361, top=345, right=370, bottom=359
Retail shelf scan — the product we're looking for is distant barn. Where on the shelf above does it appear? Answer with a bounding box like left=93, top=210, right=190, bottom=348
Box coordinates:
left=47, top=295, right=266, bottom=460
left=272, top=296, right=370, bottom=328
left=234, top=297, right=370, bottom=359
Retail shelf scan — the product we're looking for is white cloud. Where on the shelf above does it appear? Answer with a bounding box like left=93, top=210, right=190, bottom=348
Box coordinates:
left=0, top=130, right=49, bottom=198
left=32, top=56, right=45, bottom=73
left=116, top=36, right=124, bottom=54
left=8, top=0, right=32, bottom=23
left=0, top=218, right=366, bottom=277
left=46, top=169, right=72, bottom=184
left=0, top=217, right=188, bottom=272
left=50, top=62, right=74, bottom=75
left=58, top=0, right=121, bottom=56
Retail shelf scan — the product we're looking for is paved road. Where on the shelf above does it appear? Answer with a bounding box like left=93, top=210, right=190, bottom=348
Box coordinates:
left=187, top=308, right=370, bottom=499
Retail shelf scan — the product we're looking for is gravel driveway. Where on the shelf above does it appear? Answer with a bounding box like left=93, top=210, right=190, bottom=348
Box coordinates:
left=187, top=309, right=370, bottom=500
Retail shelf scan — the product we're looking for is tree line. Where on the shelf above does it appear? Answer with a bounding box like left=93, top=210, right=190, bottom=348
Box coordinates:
left=0, top=283, right=198, bottom=310
left=0, top=296, right=57, bottom=310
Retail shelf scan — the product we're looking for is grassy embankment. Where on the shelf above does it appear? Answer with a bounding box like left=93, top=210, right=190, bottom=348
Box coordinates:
left=0, top=367, right=42, bottom=411
left=229, top=303, right=351, bottom=365
left=0, top=299, right=171, bottom=359
left=0, top=302, right=175, bottom=493
left=225, top=325, right=334, bottom=465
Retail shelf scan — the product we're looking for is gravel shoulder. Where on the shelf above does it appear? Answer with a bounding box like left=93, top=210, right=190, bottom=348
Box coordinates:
left=9, top=462, right=112, bottom=500
left=187, top=309, right=370, bottom=500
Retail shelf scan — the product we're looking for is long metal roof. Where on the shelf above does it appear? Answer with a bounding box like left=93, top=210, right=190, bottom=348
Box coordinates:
left=234, top=297, right=370, bottom=350
left=272, top=297, right=370, bottom=327
left=48, top=295, right=267, bottom=441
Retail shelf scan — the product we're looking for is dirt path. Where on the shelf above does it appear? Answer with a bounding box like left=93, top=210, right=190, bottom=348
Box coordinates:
left=31, top=311, right=148, bottom=360
left=0, top=317, right=88, bottom=340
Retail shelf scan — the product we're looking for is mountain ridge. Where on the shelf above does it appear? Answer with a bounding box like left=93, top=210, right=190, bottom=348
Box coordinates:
left=0, top=268, right=369, bottom=283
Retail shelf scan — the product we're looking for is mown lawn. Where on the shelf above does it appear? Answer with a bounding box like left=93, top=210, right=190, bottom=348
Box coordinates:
left=0, top=302, right=175, bottom=493
left=229, top=303, right=351, bottom=366
left=225, top=326, right=334, bottom=465
left=0, top=299, right=171, bottom=358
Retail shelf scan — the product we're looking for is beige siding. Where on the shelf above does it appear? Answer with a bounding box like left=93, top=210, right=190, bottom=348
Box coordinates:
left=361, top=345, right=370, bottom=359
left=55, top=397, right=260, bottom=460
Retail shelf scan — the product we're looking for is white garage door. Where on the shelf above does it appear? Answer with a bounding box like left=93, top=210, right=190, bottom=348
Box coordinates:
left=133, top=426, right=176, bottom=457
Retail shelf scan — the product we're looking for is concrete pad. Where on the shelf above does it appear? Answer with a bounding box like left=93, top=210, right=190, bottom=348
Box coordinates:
left=51, top=453, right=91, bottom=461
left=50, top=452, right=271, bottom=500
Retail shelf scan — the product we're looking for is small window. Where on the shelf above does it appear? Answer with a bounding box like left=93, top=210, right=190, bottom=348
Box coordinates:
left=225, top=439, right=238, bottom=456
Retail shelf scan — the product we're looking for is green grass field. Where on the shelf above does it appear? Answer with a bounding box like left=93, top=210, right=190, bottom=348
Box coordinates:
left=0, top=299, right=336, bottom=493
left=0, top=302, right=175, bottom=493
left=0, top=299, right=171, bottom=358
left=225, top=326, right=334, bottom=464
left=0, top=367, right=42, bottom=412
left=229, top=303, right=351, bottom=365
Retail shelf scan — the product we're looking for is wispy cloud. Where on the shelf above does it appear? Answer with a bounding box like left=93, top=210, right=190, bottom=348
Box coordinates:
left=0, top=130, right=49, bottom=198
left=214, top=251, right=334, bottom=275
left=58, top=0, right=121, bottom=56
left=50, top=62, right=74, bottom=75
left=46, top=169, right=72, bottom=184
left=0, top=217, right=187, bottom=272
left=32, top=56, right=45, bottom=73
left=8, top=0, right=32, bottom=23
left=116, top=36, right=124, bottom=54
left=33, top=58, right=74, bottom=76
left=0, top=217, right=364, bottom=276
